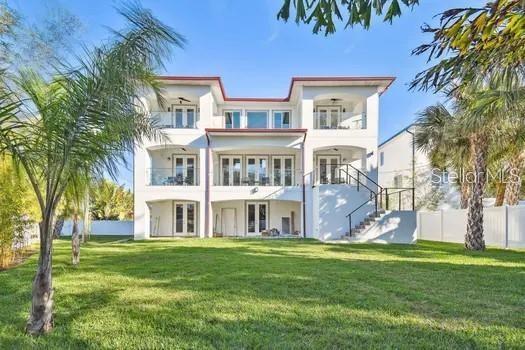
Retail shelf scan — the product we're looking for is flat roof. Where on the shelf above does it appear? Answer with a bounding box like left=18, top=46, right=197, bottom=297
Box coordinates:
left=156, top=76, right=395, bottom=102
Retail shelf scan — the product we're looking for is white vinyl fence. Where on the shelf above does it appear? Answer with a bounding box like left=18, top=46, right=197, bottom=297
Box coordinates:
left=61, top=220, right=133, bottom=236
left=418, top=205, right=525, bottom=249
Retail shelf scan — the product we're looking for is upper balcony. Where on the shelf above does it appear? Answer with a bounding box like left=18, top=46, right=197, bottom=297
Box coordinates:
left=313, top=95, right=367, bottom=130
left=313, top=111, right=366, bottom=130
left=151, top=109, right=199, bottom=129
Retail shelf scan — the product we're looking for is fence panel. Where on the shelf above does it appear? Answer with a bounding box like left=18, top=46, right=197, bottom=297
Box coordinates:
left=442, top=209, right=467, bottom=244
left=508, top=206, right=525, bottom=249
left=61, top=220, right=133, bottom=236
left=418, top=205, right=525, bottom=249
left=483, top=207, right=506, bottom=247
left=418, top=211, right=441, bottom=241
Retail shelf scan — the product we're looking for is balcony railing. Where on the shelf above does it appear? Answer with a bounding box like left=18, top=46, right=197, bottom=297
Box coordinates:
left=313, top=112, right=366, bottom=130
left=313, top=164, right=370, bottom=186
left=147, top=168, right=199, bottom=186
left=214, top=169, right=303, bottom=186
left=150, top=111, right=199, bottom=129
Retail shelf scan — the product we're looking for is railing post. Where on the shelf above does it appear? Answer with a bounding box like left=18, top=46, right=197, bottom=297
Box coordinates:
left=385, top=188, right=389, bottom=210
left=398, top=191, right=401, bottom=210
left=357, top=171, right=360, bottom=191
left=349, top=215, right=352, bottom=236
left=375, top=194, right=378, bottom=216
left=412, top=187, right=415, bottom=211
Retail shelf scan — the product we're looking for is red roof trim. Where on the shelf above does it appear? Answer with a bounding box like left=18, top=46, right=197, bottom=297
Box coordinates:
left=205, top=128, right=307, bottom=134
left=156, top=76, right=395, bottom=102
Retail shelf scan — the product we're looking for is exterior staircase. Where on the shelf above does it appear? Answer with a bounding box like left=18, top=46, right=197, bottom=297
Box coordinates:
left=344, top=208, right=386, bottom=238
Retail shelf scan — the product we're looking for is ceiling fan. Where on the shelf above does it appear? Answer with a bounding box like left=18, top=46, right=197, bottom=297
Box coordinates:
left=177, top=96, right=191, bottom=104
left=330, top=98, right=342, bottom=104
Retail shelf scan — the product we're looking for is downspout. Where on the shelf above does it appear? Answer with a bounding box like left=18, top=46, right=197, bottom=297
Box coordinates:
left=301, top=132, right=307, bottom=238
left=405, top=128, right=416, bottom=210
left=205, top=132, right=211, bottom=237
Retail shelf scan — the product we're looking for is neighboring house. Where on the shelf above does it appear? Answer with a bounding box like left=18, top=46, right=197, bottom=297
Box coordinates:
left=134, top=76, right=395, bottom=241
left=378, top=124, right=459, bottom=210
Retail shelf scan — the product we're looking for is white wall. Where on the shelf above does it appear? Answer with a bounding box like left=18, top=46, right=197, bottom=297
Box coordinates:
left=211, top=200, right=301, bottom=236
left=316, top=184, right=372, bottom=240
left=61, top=220, right=133, bottom=236
left=418, top=206, right=525, bottom=249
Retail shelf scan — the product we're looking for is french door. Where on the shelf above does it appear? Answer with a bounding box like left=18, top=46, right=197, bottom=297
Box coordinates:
left=172, top=155, right=196, bottom=185
left=317, top=107, right=341, bottom=129
left=173, top=202, right=196, bottom=236
left=220, top=156, right=242, bottom=186
left=172, top=105, right=196, bottom=128
left=246, top=156, right=268, bottom=185
left=272, top=156, right=294, bottom=186
left=317, top=156, right=340, bottom=184
left=246, top=202, right=267, bottom=235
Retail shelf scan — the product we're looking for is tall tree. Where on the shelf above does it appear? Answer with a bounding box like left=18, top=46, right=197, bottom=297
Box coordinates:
left=277, top=0, right=419, bottom=35
left=0, top=3, right=184, bottom=335
left=472, top=68, right=525, bottom=205
left=415, top=102, right=471, bottom=209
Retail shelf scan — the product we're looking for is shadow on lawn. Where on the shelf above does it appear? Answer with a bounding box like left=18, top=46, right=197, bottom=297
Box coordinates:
left=1, top=239, right=523, bottom=348
left=88, top=242, right=524, bottom=320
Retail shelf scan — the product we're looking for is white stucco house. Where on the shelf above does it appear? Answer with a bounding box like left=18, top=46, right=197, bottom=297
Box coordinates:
left=378, top=123, right=460, bottom=210
left=133, top=76, right=416, bottom=241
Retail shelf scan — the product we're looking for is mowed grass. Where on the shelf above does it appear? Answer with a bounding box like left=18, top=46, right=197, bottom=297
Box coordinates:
left=1, top=238, right=524, bottom=349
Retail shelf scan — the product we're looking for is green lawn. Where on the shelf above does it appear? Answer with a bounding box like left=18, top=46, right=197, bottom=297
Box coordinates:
left=1, top=238, right=524, bottom=349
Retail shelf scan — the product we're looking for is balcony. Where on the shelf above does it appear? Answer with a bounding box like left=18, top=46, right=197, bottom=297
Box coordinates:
left=214, top=169, right=303, bottom=187
left=150, top=111, right=199, bottom=129
left=313, top=112, right=366, bottom=130
left=147, top=167, right=199, bottom=186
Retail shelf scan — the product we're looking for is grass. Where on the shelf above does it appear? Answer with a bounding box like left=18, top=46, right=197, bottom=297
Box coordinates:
left=1, top=238, right=524, bottom=349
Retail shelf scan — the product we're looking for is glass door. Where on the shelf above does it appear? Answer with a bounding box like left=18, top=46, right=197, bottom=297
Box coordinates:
left=246, top=156, right=268, bottom=185
left=247, top=202, right=267, bottom=235
left=172, top=155, right=197, bottom=185
left=173, top=202, right=196, bottom=236
left=172, top=105, right=197, bottom=128
left=316, top=107, right=341, bottom=129
left=317, top=156, right=340, bottom=184
left=272, top=156, right=294, bottom=186
left=220, top=156, right=242, bottom=186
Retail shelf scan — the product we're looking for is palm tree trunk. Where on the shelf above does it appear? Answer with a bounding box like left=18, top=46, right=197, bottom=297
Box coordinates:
left=504, top=153, right=524, bottom=206
left=459, top=179, right=469, bottom=209
left=71, top=214, right=80, bottom=266
left=494, top=182, right=506, bottom=207
left=465, top=133, right=487, bottom=251
left=26, top=218, right=54, bottom=335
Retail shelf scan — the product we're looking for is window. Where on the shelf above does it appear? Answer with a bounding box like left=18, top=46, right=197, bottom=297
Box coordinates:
left=380, top=152, right=384, bottom=166
left=273, top=111, right=291, bottom=129
left=247, top=111, right=268, bottom=128
left=224, top=111, right=241, bottom=128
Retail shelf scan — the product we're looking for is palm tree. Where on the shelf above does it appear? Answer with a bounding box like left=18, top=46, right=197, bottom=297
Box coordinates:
left=467, top=68, right=525, bottom=208
left=0, top=3, right=183, bottom=335
left=415, top=102, right=470, bottom=209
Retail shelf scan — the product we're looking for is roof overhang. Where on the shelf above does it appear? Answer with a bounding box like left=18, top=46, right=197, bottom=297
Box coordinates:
left=156, top=76, right=395, bottom=103
left=205, top=128, right=307, bottom=137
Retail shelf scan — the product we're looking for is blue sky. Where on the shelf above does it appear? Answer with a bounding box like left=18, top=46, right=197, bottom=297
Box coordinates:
left=11, top=0, right=482, bottom=189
